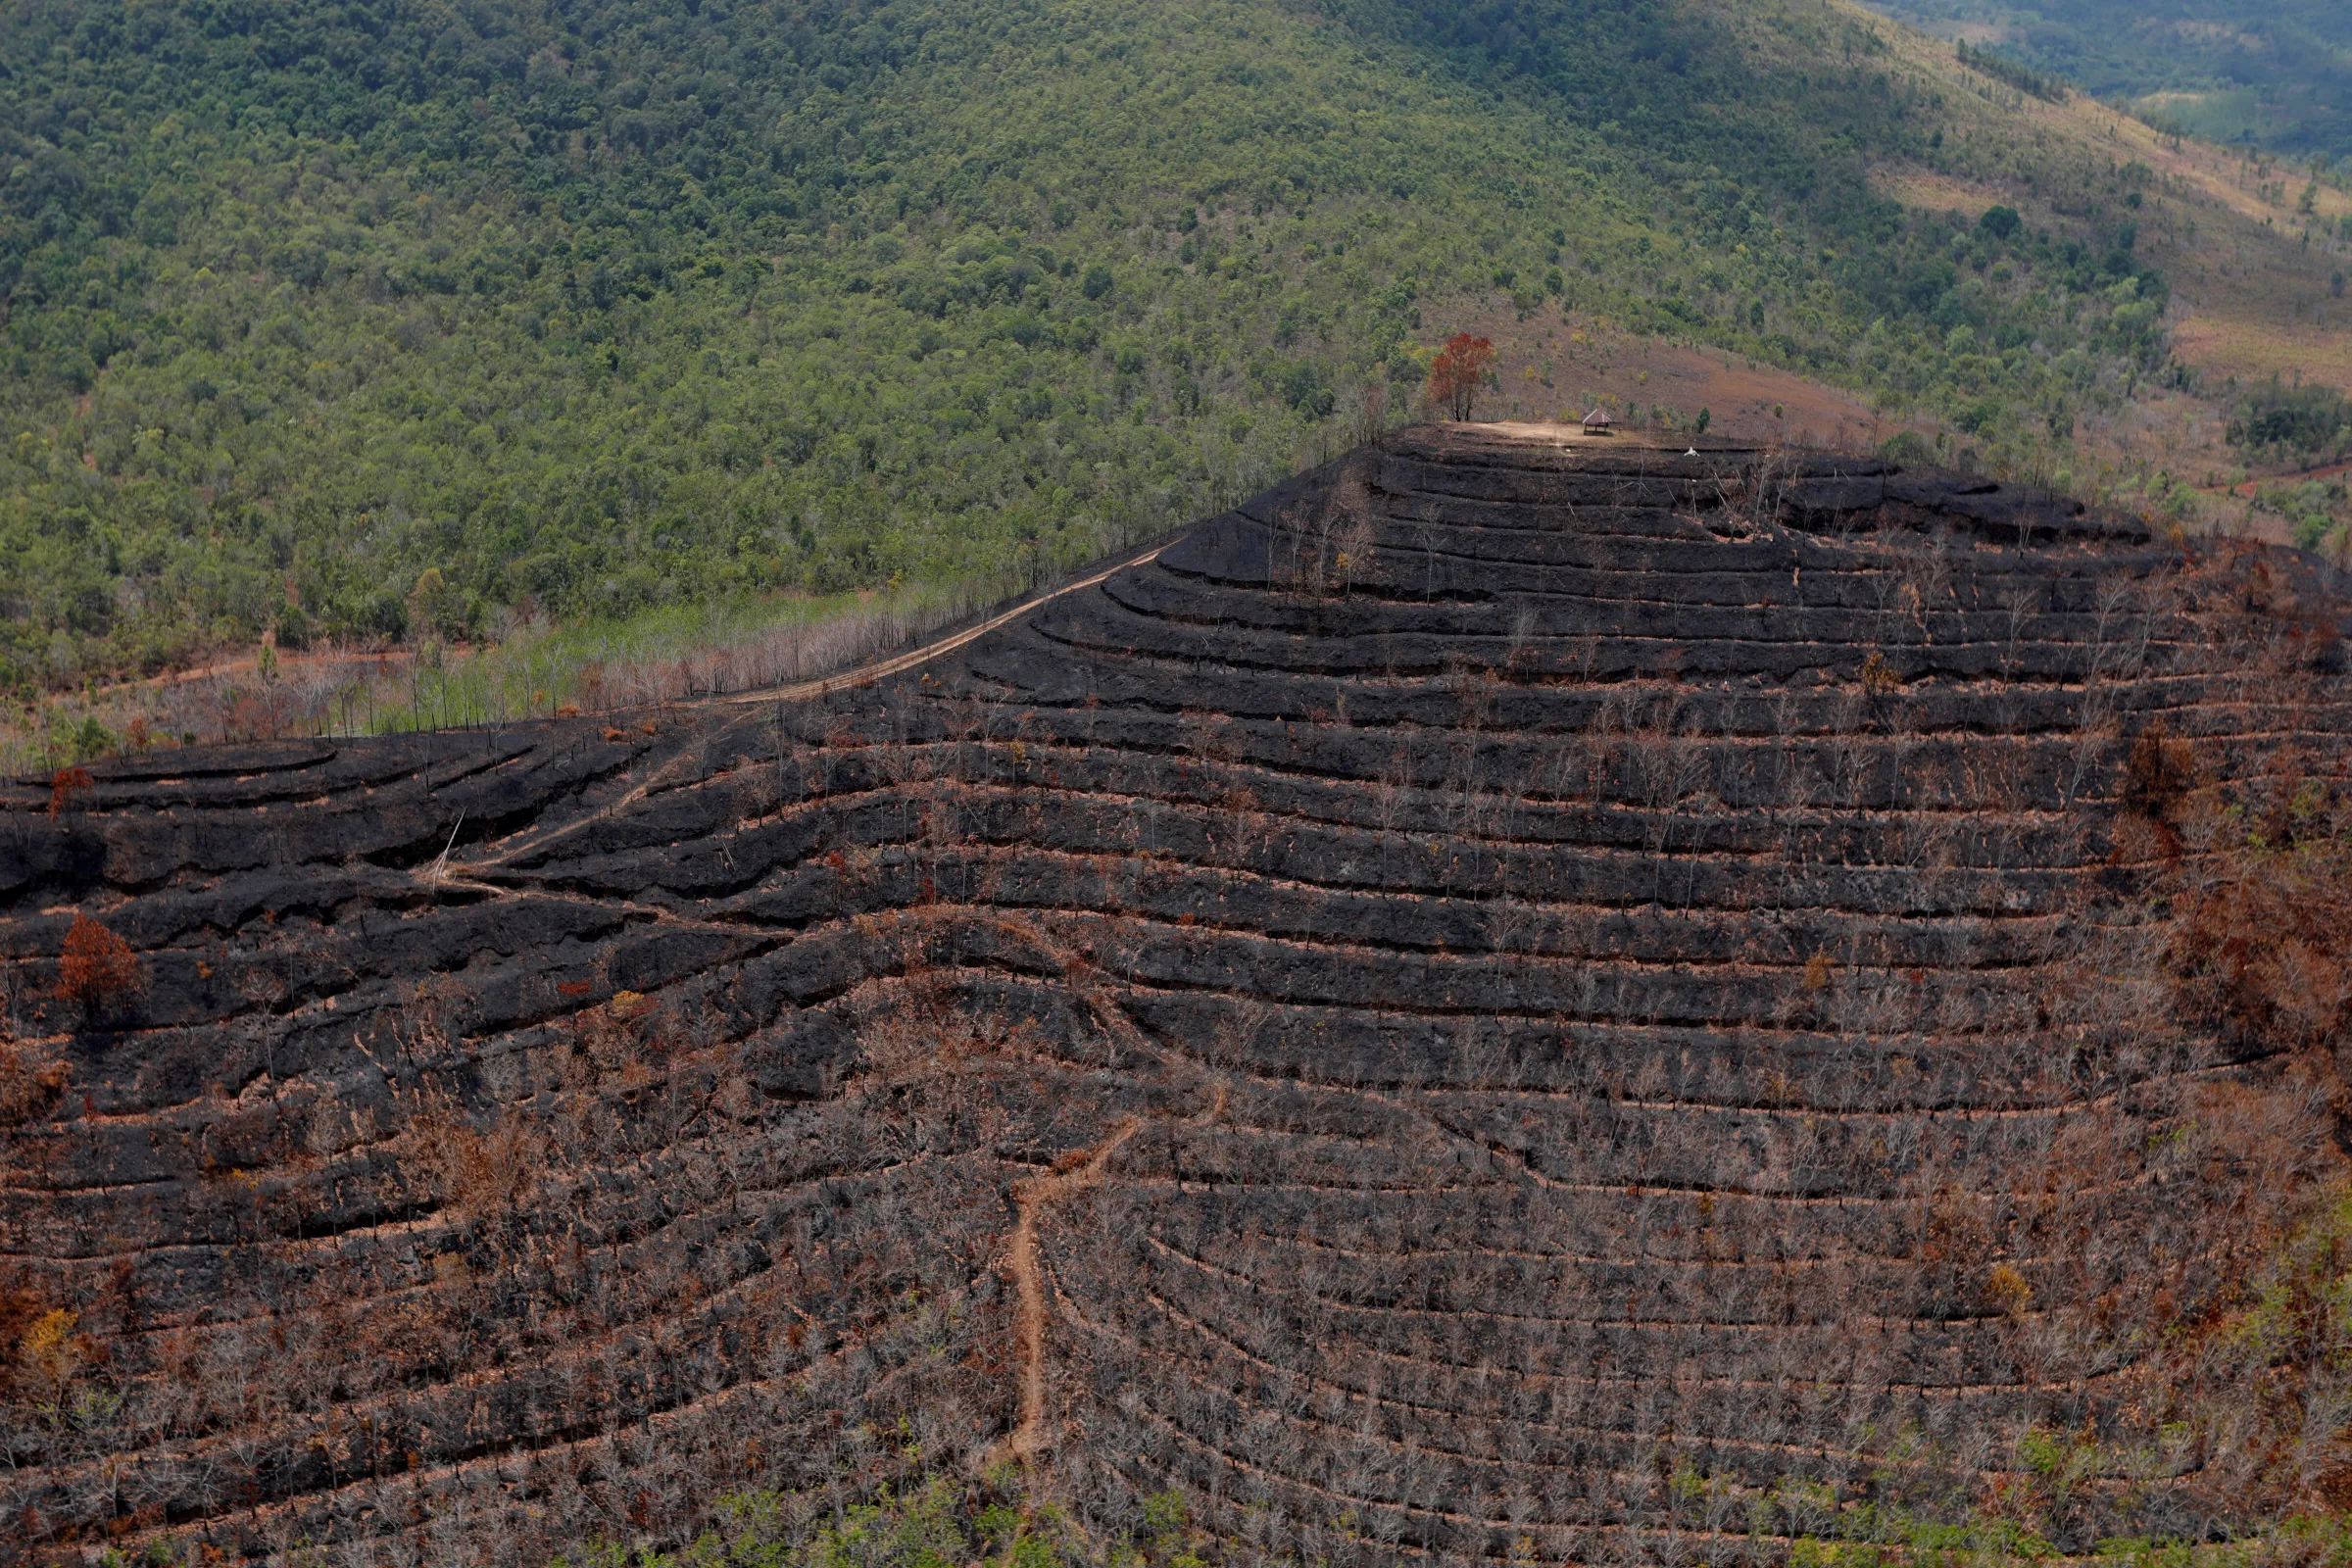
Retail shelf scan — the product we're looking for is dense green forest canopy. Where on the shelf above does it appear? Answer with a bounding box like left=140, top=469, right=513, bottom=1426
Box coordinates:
left=1858, top=0, right=2352, bottom=160
left=0, top=0, right=2169, bottom=691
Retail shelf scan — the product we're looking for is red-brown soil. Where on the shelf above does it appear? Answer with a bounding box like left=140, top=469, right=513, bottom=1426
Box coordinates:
left=2, top=428, right=2349, bottom=1565
left=1439, top=308, right=1896, bottom=451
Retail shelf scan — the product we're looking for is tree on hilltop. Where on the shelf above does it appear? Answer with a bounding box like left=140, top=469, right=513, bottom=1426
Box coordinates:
left=1427, top=333, right=1496, bottom=420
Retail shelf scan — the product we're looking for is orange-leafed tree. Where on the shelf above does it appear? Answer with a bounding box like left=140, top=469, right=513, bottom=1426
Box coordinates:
left=57, top=914, right=141, bottom=1011
left=46, top=766, right=91, bottom=818
left=1426, top=333, right=1495, bottom=420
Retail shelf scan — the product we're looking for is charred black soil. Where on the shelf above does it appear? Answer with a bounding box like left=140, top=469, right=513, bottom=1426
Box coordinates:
left=3, top=426, right=2350, bottom=1565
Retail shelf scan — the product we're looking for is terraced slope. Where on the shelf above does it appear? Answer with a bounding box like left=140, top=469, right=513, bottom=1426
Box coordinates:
left=2, top=427, right=2349, bottom=1564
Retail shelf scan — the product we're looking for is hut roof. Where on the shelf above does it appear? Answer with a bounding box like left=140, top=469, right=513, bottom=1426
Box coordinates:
left=1581, top=408, right=1614, bottom=427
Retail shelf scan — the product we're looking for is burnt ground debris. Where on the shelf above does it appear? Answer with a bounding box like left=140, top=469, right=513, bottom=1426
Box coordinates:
left=0, top=426, right=2349, bottom=1563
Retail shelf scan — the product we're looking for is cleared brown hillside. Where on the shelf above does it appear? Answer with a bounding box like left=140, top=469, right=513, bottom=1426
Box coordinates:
left=0, top=428, right=2349, bottom=1564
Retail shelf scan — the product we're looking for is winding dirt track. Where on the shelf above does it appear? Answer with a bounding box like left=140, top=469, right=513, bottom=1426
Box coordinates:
left=727, top=543, right=1173, bottom=708
left=1000, top=1117, right=1145, bottom=1467
left=467, top=543, right=1171, bottom=898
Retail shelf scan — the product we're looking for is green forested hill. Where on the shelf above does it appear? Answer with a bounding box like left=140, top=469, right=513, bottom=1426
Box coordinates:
left=1858, top=0, right=2352, bottom=160
left=0, top=0, right=2174, bottom=689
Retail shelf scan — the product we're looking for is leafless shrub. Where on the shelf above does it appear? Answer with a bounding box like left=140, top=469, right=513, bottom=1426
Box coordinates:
left=1272, top=464, right=1380, bottom=598
left=0, top=1044, right=69, bottom=1128
left=411, top=1094, right=547, bottom=1218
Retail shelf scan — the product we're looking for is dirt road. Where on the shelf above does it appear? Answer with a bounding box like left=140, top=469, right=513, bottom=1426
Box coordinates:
left=727, top=544, right=1172, bottom=708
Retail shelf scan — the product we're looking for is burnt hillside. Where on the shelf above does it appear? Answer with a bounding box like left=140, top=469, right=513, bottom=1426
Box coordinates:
left=2, top=427, right=2350, bottom=1564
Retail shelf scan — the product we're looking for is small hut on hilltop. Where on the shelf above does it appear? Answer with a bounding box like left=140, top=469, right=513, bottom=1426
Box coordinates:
left=1581, top=408, right=1615, bottom=434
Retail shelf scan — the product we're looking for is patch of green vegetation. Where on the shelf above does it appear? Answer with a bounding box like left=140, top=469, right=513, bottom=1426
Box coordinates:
left=532, top=1456, right=2352, bottom=1568
left=547, top=1470, right=1217, bottom=1568
left=2229, top=379, right=2352, bottom=464
left=2238, top=473, right=2347, bottom=553
left=2, top=0, right=2171, bottom=695
left=1958, top=40, right=2068, bottom=103
left=0, top=571, right=1006, bottom=774
left=1858, top=0, right=2352, bottom=162
left=368, top=577, right=984, bottom=731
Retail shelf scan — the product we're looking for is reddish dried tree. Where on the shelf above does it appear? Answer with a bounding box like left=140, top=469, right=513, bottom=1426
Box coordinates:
left=57, top=914, right=140, bottom=1009
left=46, top=766, right=91, bottom=818
left=1425, top=332, right=1494, bottom=420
